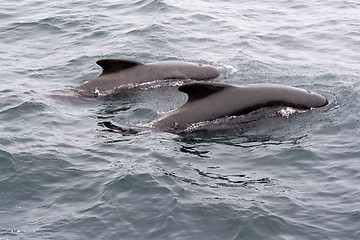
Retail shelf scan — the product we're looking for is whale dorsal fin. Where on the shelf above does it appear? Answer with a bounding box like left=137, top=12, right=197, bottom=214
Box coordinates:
left=96, top=59, right=143, bottom=75
left=179, top=82, right=231, bottom=102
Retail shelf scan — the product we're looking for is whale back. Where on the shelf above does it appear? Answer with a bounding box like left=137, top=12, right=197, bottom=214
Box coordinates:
left=76, top=59, right=220, bottom=95
left=179, top=83, right=328, bottom=110
left=151, top=82, right=328, bottom=132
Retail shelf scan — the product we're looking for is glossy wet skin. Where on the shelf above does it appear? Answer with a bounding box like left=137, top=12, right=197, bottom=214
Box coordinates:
left=151, top=82, right=328, bottom=132
left=76, top=59, right=220, bottom=95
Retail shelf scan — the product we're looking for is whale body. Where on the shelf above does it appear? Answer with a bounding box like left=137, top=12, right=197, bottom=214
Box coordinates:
left=76, top=59, right=220, bottom=96
left=151, top=82, right=328, bottom=132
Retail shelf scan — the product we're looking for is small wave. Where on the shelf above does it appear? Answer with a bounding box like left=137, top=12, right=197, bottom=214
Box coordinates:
left=0, top=101, right=48, bottom=121
left=216, top=63, right=238, bottom=79
left=137, top=0, right=170, bottom=13
left=0, top=228, right=24, bottom=236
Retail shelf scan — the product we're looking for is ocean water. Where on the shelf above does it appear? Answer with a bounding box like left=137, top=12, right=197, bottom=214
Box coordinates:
left=1, top=0, right=360, bottom=239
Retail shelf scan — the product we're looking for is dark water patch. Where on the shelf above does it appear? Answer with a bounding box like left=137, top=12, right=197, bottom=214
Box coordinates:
left=289, top=3, right=309, bottom=9
left=129, top=108, right=158, bottom=124
left=2, top=21, right=64, bottom=43
left=97, top=101, right=134, bottom=116
left=86, top=30, right=109, bottom=39
left=190, top=13, right=217, bottom=22
left=0, top=149, right=15, bottom=183
left=98, top=121, right=139, bottom=135
left=179, top=144, right=210, bottom=158
left=0, top=101, right=48, bottom=121
left=0, top=12, right=13, bottom=20
left=0, top=90, right=25, bottom=111
left=162, top=167, right=272, bottom=189
left=195, top=168, right=263, bottom=183
left=96, top=106, right=132, bottom=119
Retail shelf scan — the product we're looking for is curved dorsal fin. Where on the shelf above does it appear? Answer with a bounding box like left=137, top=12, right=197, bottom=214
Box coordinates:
left=96, top=59, right=143, bottom=75
left=178, top=82, right=231, bottom=102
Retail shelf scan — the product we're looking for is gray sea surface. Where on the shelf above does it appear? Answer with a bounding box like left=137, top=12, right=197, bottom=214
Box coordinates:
left=1, top=0, right=360, bottom=239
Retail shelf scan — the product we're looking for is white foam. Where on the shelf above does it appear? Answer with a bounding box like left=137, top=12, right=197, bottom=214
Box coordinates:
left=277, top=107, right=306, bottom=118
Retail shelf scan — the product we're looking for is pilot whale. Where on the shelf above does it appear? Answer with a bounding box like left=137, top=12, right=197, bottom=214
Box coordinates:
left=151, top=82, right=328, bottom=132
left=76, top=59, right=220, bottom=96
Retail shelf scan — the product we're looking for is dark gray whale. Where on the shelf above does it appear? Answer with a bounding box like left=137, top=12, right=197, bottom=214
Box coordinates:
left=76, top=59, right=220, bottom=96
left=151, top=82, right=328, bottom=132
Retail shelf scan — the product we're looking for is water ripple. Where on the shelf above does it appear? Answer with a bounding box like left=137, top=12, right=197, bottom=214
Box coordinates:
left=1, top=0, right=360, bottom=239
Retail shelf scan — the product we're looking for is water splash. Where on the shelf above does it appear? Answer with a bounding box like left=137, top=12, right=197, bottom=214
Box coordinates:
left=277, top=107, right=306, bottom=118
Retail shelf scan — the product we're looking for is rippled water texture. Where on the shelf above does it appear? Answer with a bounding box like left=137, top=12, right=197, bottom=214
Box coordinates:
left=1, top=0, right=360, bottom=239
